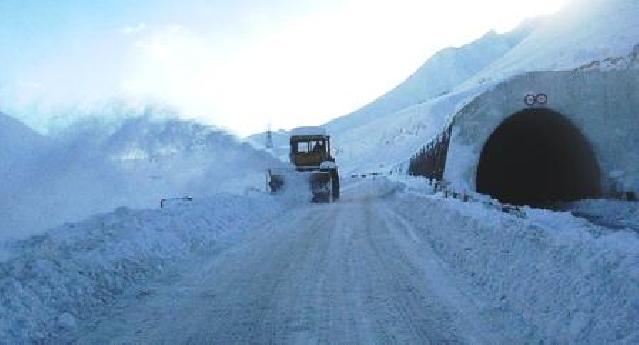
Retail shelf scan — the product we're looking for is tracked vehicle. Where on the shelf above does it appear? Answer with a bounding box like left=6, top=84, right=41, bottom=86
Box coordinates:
left=267, top=127, right=340, bottom=202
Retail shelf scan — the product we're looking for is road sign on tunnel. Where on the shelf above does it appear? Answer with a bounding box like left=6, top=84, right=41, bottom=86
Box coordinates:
left=537, top=94, right=548, bottom=105
left=525, top=94, right=536, bottom=106
left=524, top=94, right=548, bottom=106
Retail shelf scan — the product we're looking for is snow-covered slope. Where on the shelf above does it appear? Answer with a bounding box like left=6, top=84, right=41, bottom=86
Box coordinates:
left=0, top=112, right=52, bottom=240
left=321, top=0, right=639, bottom=173
left=327, top=21, right=537, bottom=134
left=0, top=113, right=282, bottom=240
left=461, top=0, right=639, bottom=88
left=247, top=21, right=536, bottom=169
left=0, top=112, right=49, bottom=181
left=0, top=112, right=48, bottom=156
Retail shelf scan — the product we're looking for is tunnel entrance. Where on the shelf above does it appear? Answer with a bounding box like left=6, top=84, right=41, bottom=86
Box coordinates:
left=476, top=108, right=601, bottom=207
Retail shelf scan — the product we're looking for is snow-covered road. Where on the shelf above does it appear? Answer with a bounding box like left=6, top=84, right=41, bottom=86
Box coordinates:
left=5, top=179, right=630, bottom=344
left=78, top=184, right=494, bottom=344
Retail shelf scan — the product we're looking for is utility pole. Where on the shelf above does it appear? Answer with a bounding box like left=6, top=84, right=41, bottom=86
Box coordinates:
left=265, top=124, right=274, bottom=149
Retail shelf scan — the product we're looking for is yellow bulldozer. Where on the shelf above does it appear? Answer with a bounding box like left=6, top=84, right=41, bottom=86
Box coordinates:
left=267, top=127, right=340, bottom=202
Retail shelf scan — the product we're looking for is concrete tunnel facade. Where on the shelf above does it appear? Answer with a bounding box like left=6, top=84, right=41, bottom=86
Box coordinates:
left=439, top=70, right=639, bottom=205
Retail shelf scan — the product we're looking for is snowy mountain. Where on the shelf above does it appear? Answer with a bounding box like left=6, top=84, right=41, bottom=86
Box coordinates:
left=327, top=20, right=538, bottom=134
left=0, top=112, right=50, bottom=218
left=247, top=22, right=537, bottom=169
left=0, top=111, right=48, bottom=165
left=0, top=113, right=281, bottom=240
left=319, top=0, right=639, bottom=173
left=461, top=0, right=639, bottom=88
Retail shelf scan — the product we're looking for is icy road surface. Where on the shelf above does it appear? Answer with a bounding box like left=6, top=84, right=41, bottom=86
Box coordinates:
left=75, top=180, right=638, bottom=344
left=79, top=183, right=488, bottom=344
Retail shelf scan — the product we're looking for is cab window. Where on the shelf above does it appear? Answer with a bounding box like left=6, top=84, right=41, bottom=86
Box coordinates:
left=311, top=140, right=326, bottom=153
left=296, top=141, right=311, bottom=153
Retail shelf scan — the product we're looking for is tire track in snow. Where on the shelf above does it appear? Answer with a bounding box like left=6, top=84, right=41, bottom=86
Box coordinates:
left=375, top=201, right=499, bottom=344
left=78, top=190, right=492, bottom=344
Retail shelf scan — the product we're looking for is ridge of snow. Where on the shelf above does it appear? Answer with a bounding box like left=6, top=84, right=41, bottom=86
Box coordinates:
left=396, top=177, right=639, bottom=344
left=0, top=193, right=286, bottom=343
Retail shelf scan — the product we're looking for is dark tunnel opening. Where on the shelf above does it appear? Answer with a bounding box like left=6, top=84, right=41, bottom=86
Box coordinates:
left=476, top=108, right=601, bottom=207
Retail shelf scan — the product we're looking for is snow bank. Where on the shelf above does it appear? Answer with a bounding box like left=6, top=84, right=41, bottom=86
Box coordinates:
left=393, top=192, right=639, bottom=344
left=0, top=193, right=286, bottom=343
left=562, top=199, right=639, bottom=232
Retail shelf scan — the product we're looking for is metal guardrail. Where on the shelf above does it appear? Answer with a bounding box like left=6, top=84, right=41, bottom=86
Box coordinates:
left=350, top=170, right=398, bottom=179
left=411, top=178, right=527, bottom=218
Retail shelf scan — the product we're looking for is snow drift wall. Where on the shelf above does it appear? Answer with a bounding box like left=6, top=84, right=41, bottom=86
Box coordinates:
left=0, top=193, right=287, bottom=343
left=444, top=70, right=639, bottom=203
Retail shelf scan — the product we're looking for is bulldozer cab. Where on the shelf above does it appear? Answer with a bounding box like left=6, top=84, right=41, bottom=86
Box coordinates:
left=290, top=134, right=333, bottom=170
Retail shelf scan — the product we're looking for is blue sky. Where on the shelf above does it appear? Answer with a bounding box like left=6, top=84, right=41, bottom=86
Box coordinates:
left=0, top=0, right=569, bottom=135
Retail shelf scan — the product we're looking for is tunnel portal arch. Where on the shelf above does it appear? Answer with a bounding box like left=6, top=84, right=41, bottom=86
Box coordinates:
left=476, top=108, right=601, bottom=206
